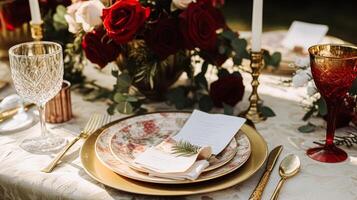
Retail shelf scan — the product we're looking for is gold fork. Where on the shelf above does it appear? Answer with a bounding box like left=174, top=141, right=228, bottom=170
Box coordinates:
left=41, top=114, right=111, bottom=173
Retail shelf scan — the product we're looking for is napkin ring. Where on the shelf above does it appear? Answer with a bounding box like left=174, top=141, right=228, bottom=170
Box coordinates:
left=45, top=80, right=73, bottom=123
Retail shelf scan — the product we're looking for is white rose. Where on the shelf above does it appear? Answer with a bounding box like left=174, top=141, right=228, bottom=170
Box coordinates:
left=75, top=0, right=105, bottom=32
left=64, top=2, right=82, bottom=33
left=307, top=81, right=317, bottom=96
left=171, top=0, right=196, bottom=11
left=292, top=69, right=311, bottom=87
left=64, top=0, right=104, bottom=33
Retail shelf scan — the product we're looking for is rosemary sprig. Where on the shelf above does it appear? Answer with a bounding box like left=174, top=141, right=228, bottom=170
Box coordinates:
left=171, top=140, right=200, bottom=157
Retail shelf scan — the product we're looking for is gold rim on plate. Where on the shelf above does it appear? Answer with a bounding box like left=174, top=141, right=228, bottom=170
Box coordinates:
left=80, top=113, right=268, bottom=196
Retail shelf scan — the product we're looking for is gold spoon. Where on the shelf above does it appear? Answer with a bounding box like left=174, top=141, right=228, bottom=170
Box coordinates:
left=270, top=154, right=300, bottom=200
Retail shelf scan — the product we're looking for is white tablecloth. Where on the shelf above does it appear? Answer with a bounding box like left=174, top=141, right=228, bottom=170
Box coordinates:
left=1, top=58, right=357, bottom=200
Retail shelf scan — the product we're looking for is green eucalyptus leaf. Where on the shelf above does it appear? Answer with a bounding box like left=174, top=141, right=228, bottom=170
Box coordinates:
left=263, top=50, right=271, bottom=66
left=302, top=106, right=316, bottom=121
left=221, top=30, right=237, bottom=40
left=298, top=123, right=316, bottom=133
left=241, top=49, right=250, bottom=59
left=126, top=96, right=138, bottom=102
left=260, top=105, right=276, bottom=117
left=117, top=72, right=132, bottom=89
left=114, top=93, right=126, bottom=103
left=107, top=104, right=117, bottom=115
left=116, top=102, right=133, bottom=114
left=231, top=38, right=247, bottom=55
left=349, top=77, right=357, bottom=95
left=223, top=103, right=234, bottom=115
left=199, top=95, right=213, bottom=112
left=316, top=98, right=327, bottom=116
left=270, top=52, right=282, bottom=67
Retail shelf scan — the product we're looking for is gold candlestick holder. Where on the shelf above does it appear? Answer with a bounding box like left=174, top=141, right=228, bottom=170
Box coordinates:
left=30, top=21, right=43, bottom=41
left=240, top=49, right=266, bottom=123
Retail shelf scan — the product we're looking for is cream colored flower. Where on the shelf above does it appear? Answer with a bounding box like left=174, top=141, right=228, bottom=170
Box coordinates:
left=64, top=0, right=105, bottom=33
left=75, top=0, right=105, bottom=32
left=171, top=0, right=196, bottom=11
left=64, top=2, right=82, bottom=33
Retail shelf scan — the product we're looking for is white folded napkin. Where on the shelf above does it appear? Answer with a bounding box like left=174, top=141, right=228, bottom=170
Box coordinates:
left=148, top=160, right=209, bottom=180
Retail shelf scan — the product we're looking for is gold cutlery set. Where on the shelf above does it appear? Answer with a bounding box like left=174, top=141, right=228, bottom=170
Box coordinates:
left=250, top=145, right=301, bottom=200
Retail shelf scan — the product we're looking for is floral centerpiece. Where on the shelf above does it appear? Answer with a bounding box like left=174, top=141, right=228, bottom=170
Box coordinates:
left=59, top=0, right=281, bottom=114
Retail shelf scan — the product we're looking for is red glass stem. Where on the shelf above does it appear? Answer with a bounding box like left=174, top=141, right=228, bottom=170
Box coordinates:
left=325, top=102, right=339, bottom=147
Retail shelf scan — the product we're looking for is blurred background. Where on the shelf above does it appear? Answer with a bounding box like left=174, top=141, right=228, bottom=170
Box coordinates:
left=223, top=0, right=357, bottom=44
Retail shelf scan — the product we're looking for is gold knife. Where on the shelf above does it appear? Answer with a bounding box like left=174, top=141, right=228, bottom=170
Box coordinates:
left=249, top=145, right=283, bottom=200
left=0, top=104, right=36, bottom=122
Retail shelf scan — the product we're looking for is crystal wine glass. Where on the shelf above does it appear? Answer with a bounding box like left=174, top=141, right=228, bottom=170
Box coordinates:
left=307, top=44, right=357, bottom=163
left=8, top=41, right=67, bottom=154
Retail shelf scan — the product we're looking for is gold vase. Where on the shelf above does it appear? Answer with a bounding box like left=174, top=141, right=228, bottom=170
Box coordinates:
left=117, top=40, right=189, bottom=101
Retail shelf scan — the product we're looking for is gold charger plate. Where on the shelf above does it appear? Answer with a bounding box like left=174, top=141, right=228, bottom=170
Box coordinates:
left=80, top=114, right=268, bottom=196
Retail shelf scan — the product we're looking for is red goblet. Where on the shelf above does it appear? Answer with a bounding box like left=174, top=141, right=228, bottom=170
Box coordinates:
left=307, top=44, right=357, bottom=163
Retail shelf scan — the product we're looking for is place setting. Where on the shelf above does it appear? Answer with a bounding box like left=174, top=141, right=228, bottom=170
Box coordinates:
left=1, top=0, right=357, bottom=199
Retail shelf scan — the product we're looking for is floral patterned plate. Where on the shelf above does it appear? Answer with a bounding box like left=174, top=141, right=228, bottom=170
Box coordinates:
left=109, top=112, right=238, bottom=173
left=95, top=112, right=251, bottom=184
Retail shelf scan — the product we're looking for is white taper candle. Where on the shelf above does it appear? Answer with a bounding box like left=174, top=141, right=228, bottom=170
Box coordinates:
left=251, top=0, right=263, bottom=52
left=29, top=0, right=42, bottom=24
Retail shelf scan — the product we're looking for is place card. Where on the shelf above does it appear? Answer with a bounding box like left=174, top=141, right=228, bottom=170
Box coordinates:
left=173, top=110, right=246, bottom=155
left=282, top=21, right=328, bottom=51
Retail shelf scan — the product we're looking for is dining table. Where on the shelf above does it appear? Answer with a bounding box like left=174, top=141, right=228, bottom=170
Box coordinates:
left=0, top=31, right=356, bottom=200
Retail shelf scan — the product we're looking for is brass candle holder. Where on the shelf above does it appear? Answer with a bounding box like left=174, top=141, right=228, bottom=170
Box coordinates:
left=30, top=21, right=43, bottom=41
left=240, top=50, right=266, bottom=123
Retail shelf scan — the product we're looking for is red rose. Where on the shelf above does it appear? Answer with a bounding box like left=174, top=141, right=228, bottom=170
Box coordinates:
left=209, top=74, right=245, bottom=107
left=102, top=0, right=150, bottom=45
left=144, top=17, right=182, bottom=60
left=179, top=0, right=226, bottom=51
left=82, top=27, right=121, bottom=68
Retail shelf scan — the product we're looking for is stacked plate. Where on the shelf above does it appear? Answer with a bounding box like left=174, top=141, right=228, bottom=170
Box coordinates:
left=80, top=112, right=268, bottom=196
